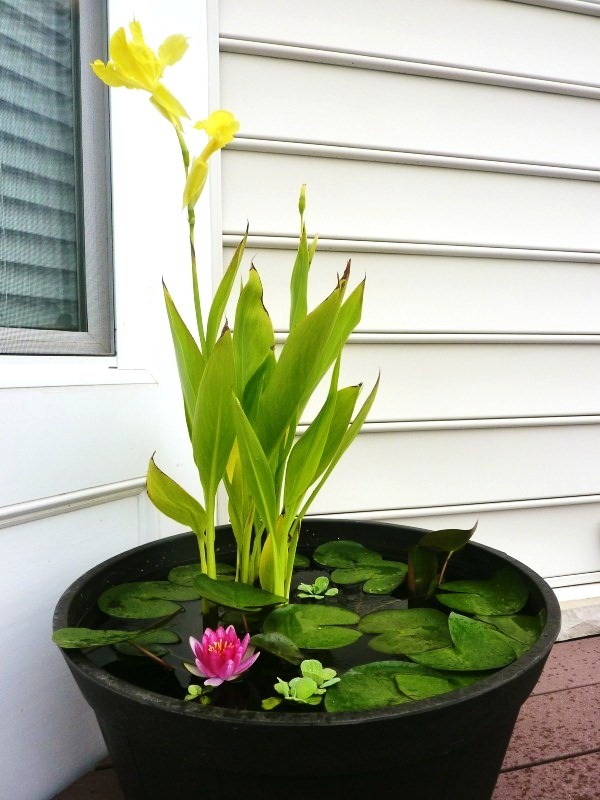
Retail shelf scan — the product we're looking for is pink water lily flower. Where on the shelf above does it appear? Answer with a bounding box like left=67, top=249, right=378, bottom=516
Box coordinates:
left=189, top=625, right=259, bottom=687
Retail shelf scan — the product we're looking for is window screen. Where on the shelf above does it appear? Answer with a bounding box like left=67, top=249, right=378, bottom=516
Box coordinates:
left=0, top=0, right=113, bottom=354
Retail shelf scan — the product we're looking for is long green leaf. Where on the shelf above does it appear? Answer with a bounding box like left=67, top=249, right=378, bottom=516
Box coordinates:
left=163, top=282, right=205, bottom=435
left=231, top=397, right=278, bottom=534
left=233, top=266, right=275, bottom=400
left=242, top=350, right=276, bottom=423
left=192, top=329, right=236, bottom=500
left=300, top=376, right=379, bottom=516
left=283, top=360, right=340, bottom=512
left=256, top=280, right=344, bottom=456
left=289, top=222, right=309, bottom=329
left=146, top=457, right=206, bottom=534
left=311, top=276, right=364, bottom=398
left=205, top=228, right=248, bottom=355
left=314, top=384, right=361, bottom=478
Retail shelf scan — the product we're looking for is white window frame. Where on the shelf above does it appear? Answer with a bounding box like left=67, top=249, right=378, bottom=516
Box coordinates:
left=0, top=0, right=114, bottom=356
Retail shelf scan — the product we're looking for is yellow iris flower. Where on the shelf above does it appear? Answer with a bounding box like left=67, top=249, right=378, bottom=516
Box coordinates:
left=91, top=20, right=189, bottom=126
left=182, top=111, right=240, bottom=208
left=194, top=110, right=240, bottom=156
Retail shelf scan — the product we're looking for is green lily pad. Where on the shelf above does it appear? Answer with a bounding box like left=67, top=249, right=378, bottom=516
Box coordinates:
left=313, top=539, right=385, bottom=569
left=409, top=612, right=517, bottom=671
left=250, top=632, right=303, bottom=664
left=263, top=604, right=361, bottom=649
left=52, top=627, right=151, bottom=649
left=114, top=629, right=181, bottom=657
left=475, top=612, right=544, bottom=657
left=331, top=561, right=407, bottom=595
left=98, top=581, right=201, bottom=619
left=313, top=540, right=407, bottom=594
left=436, top=566, right=529, bottom=615
left=395, top=669, right=483, bottom=701
left=358, top=608, right=451, bottom=654
left=293, top=554, right=311, bottom=569
left=168, top=562, right=235, bottom=587
left=324, top=661, right=413, bottom=712
left=193, top=573, right=286, bottom=611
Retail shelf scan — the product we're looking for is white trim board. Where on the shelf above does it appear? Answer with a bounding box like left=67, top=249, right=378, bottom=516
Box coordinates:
left=0, top=478, right=146, bottom=530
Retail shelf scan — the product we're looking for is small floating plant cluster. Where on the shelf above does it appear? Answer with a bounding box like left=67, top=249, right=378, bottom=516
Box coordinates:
left=53, top=525, right=545, bottom=713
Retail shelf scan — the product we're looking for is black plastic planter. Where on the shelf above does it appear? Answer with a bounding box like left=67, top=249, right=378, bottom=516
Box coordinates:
left=53, top=520, right=561, bottom=800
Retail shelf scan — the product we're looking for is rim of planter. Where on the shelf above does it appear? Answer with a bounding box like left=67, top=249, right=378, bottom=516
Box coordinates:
left=54, top=519, right=561, bottom=728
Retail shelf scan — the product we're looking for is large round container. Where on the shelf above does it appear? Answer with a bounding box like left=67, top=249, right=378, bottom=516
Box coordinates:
left=53, top=520, right=561, bottom=800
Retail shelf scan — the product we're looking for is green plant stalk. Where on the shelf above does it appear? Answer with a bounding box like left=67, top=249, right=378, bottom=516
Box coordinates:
left=273, top=516, right=286, bottom=597
left=194, top=530, right=208, bottom=575
left=250, top=522, right=264, bottom=583
left=175, top=126, right=207, bottom=354
left=131, top=643, right=174, bottom=670
left=284, top=517, right=301, bottom=598
left=204, top=494, right=217, bottom=579
left=239, top=509, right=254, bottom=584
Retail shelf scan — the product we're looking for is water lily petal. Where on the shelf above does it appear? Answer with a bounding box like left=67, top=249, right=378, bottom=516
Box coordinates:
left=190, top=625, right=259, bottom=685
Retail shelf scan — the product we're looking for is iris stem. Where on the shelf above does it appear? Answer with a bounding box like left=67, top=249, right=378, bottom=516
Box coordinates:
left=174, top=125, right=206, bottom=351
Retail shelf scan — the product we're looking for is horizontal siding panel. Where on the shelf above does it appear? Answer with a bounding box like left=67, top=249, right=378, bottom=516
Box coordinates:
left=335, top=502, right=600, bottom=581
left=308, top=424, right=600, bottom=514
left=219, top=0, right=600, bottom=86
left=224, top=246, right=600, bottom=334
left=299, top=343, right=600, bottom=422
left=221, top=53, right=600, bottom=168
left=221, top=151, right=600, bottom=251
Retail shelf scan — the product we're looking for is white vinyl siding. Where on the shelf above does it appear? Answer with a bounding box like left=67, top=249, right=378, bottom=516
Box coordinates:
left=216, top=0, right=600, bottom=592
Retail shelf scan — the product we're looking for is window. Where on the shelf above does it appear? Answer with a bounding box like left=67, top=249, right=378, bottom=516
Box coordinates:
left=0, top=0, right=113, bottom=355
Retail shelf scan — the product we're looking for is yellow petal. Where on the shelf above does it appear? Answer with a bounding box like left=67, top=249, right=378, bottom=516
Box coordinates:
left=90, top=60, right=131, bottom=88
left=129, top=19, right=144, bottom=45
left=110, top=27, right=155, bottom=91
left=128, top=20, right=162, bottom=82
left=149, top=95, right=183, bottom=130
left=158, top=34, right=189, bottom=67
left=194, top=110, right=239, bottom=146
left=182, top=157, right=208, bottom=208
left=151, top=83, right=189, bottom=120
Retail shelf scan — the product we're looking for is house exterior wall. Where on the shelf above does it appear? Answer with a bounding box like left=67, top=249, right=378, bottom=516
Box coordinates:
left=218, top=0, right=600, bottom=596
